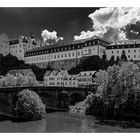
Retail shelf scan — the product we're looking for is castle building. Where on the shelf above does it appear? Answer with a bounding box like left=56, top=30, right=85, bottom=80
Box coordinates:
left=24, top=35, right=110, bottom=69
left=9, top=32, right=40, bottom=60
left=0, top=33, right=10, bottom=56
left=9, top=36, right=28, bottom=60
left=106, top=39, right=140, bottom=61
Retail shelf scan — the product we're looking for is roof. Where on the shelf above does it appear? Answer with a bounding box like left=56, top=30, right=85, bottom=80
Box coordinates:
left=25, top=35, right=111, bottom=53
left=9, top=39, right=19, bottom=45
left=64, top=75, right=77, bottom=80
left=44, top=70, right=68, bottom=77
left=77, top=71, right=96, bottom=77
left=108, top=39, right=140, bottom=46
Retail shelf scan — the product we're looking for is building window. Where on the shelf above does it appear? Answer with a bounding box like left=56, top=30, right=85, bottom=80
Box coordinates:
left=65, top=53, right=67, bottom=57
left=128, top=50, right=130, bottom=53
left=112, top=51, right=114, bottom=54
left=61, top=54, right=63, bottom=58
left=72, top=52, right=74, bottom=56
left=128, top=55, right=130, bottom=58
left=69, top=52, right=71, bottom=57
left=78, top=52, right=80, bottom=56
left=134, top=50, right=136, bottom=53
left=117, top=50, right=119, bottom=53
left=134, top=55, right=136, bottom=58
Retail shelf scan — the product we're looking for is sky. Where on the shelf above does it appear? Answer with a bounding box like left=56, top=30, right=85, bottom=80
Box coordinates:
left=0, top=8, right=98, bottom=42
left=1, top=7, right=140, bottom=43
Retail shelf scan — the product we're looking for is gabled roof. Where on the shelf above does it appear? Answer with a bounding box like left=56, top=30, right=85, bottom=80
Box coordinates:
left=44, top=70, right=68, bottom=77
left=9, top=39, right=19, bottom=45
left=77, top=71, right=96, bottom=77
left=64, top=74, right=77, bottom=80
left=25, top=35, right=111, bottom=53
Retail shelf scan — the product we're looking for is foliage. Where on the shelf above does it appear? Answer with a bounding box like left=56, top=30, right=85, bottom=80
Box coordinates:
left=0, top=54, right=53, bottom=81
left=70, top=91, right=95, bottom=113
left=0, top=73, right=39, bottom=87
left=15, top=89, right=46, bottom=121
left=86, top=62, right=140, bottom=120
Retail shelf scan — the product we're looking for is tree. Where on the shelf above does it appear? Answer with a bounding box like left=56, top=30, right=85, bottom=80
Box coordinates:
left=121, top=50, right=127, bottom=62
left=109, top=55, right=115, bottom=66
left=15, top=89, right=46, bottom=121
left=102, top=51, right=107, bottom=61
left=116, top=56, right=120, bottom=64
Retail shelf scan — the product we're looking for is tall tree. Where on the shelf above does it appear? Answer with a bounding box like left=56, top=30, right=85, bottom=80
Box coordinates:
left=121, top=50, right=127, bottom=62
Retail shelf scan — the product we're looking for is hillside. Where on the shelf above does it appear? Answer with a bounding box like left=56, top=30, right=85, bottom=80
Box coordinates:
left=0, top=53, right=121, bottom=81
left=0, top=54, right=53, bottom=81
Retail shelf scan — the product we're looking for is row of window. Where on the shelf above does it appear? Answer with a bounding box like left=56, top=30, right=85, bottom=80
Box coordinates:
left=78, top=77, right=92, bottom=82
left=108, top=44, right=140, bottom=49
left=26, top=50, right=83, bottom=63
left=10, top=49, right=22, bottom=54
left=25, top=39, right=107, bottom=57
left=111, top=49, right=140, bottom=54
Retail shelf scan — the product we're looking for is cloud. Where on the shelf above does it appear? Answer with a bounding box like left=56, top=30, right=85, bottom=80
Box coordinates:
left=41, top=29, right=64, bottom=44
left=130, top=30, right=139, bottom=35
left=74, top=7, right=140, bottom=42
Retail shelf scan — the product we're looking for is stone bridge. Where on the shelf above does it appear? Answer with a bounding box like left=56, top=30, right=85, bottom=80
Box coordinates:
left=0, top=86, right=93, bottom=117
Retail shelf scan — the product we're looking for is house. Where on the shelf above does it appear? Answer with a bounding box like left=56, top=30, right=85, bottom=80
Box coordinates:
left=43, top=70, right=68, bottom=87
left=76, top=71, right=96, bottom=87
left=64, top=75, right=78, bottom=87
left=6, top=69, right=36, bottom=79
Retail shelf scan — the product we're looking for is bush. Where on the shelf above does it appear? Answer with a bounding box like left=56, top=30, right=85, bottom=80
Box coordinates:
left=0, top=74, right=39, bottom=87
left=86, top=62, right=140, bottom=120
left=70, top=91, right=95, bottom=113
left=15, top=89, right=46, bottom=121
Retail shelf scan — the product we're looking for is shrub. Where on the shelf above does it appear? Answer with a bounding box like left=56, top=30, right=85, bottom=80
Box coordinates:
left=86, top=62, right=140, bottom=120
left=15, top=89, right=46, bottom=121
left=70, top=91, right=95, bottom=113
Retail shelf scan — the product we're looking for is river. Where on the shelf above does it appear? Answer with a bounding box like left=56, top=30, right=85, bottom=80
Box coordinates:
left=0, top=112, right=140, bottom=132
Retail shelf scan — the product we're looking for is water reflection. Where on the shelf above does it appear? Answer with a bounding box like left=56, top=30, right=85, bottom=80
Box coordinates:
left=0, top=119, right=47, bottom=132
left=1, top=112, right=140, bottom=132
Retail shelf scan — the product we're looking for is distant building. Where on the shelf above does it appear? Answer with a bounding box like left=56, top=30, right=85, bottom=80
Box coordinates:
left=9, top=36, right=28, bottom=60
left=43, top=70, right=68, bottom=86
left=64, top=75, right=78, bottom=87
left=24, top=35, right=110, bottom=69
left=6, top=69, right=36, bottom=79
left=77, top=71, right=96, bottom=87
left=106, top=39, right=140, bottom=61
left=9, top=31, right=41, bottom=60
left=0, top=33, right=10, bottom=56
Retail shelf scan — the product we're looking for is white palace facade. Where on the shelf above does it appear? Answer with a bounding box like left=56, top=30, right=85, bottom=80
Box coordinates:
left=106, top=39, right=140, bottom=61
left=24, top=35, right=110, bottom=69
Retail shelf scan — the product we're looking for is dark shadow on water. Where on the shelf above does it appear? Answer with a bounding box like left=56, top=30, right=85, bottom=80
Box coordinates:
left=94, top=116, right=140, bottom=129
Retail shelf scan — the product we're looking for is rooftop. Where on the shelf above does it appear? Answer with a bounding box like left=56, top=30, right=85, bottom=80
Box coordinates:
left=109, top=39, right=140, bottom=46
left=25, top=35, right=111, bottom=53
left=78, top=71, right=96, bottom=76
